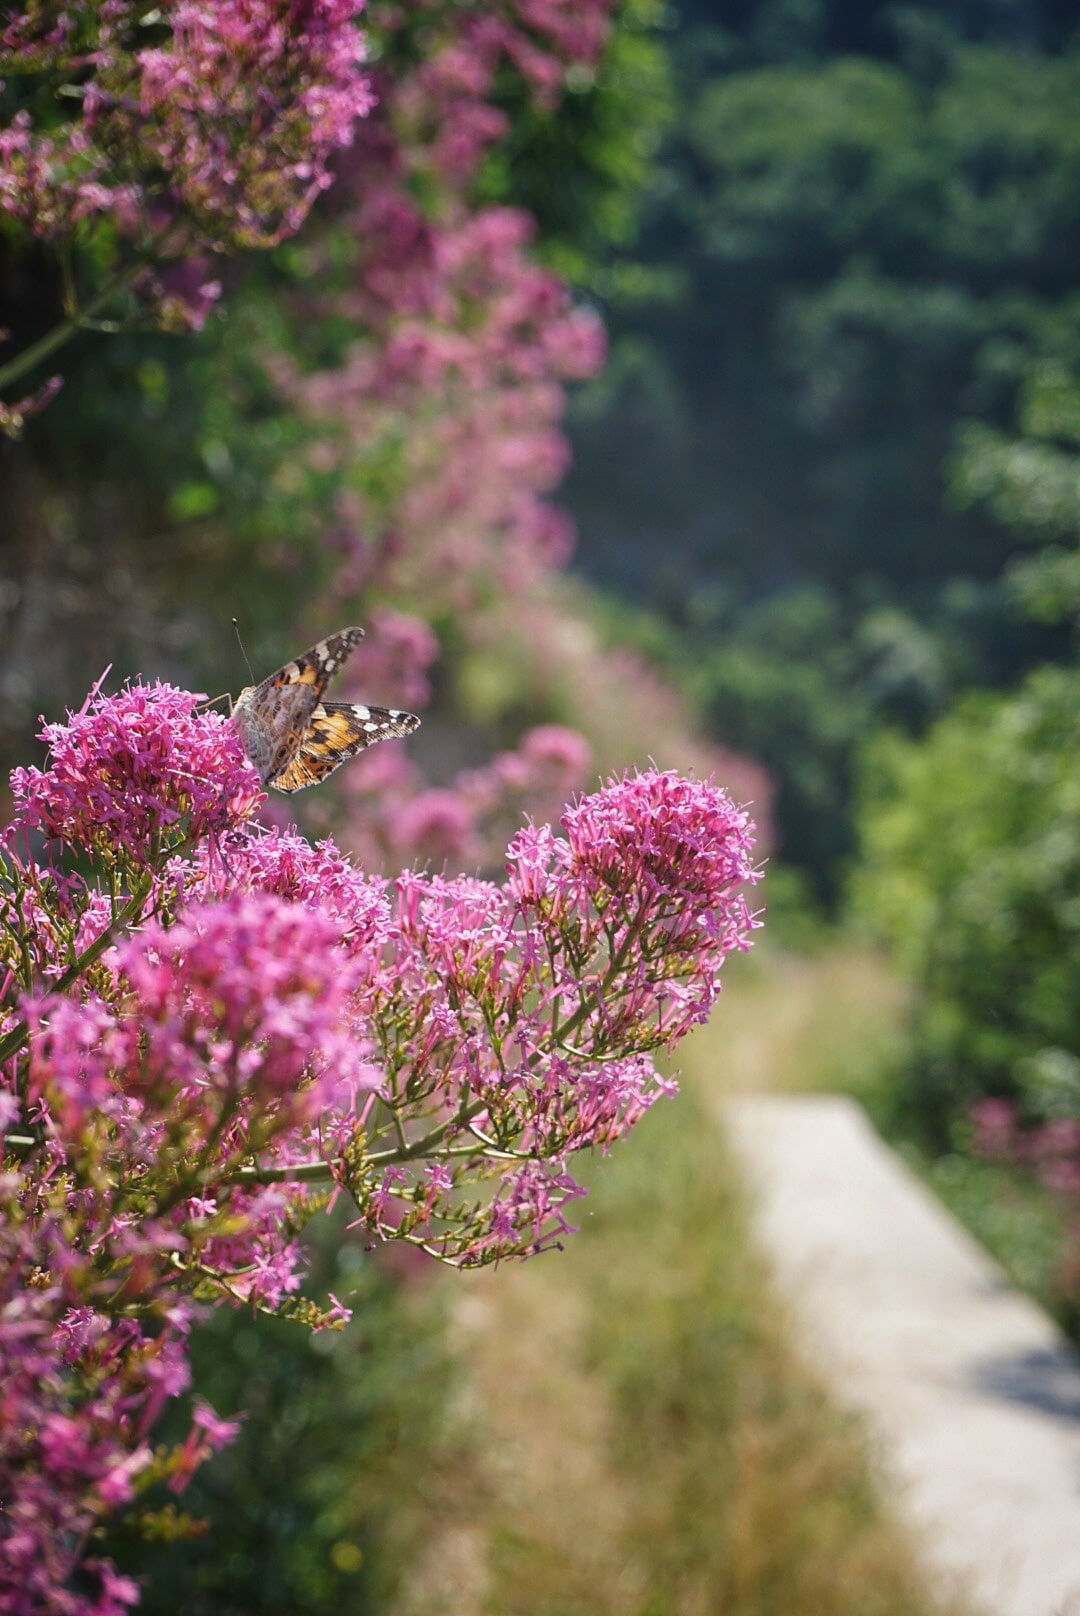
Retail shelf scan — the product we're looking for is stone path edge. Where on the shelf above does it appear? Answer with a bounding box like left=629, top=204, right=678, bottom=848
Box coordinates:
left=721, top=1094, right=1080, bottom=1616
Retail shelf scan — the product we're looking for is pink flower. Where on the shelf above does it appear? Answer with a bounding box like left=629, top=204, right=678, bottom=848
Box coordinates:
left=317, top=1292, right=352, bottom=1330
left=194, top=1395, right=241, bottom=1447
left=558, top=770, right=758, bottom=925
left=154, top=258, right=224, bottom=331
left=0, top=686, right=761, bottom=1605
left=0, top=373, right=63, bottom=438
left=466, top=1159, right=589, bottom=1262
left=970, top=1098, right=1019, bottom=1161
left=504, top=770, right=760, bottom=1049
left=130, top=0, right=373, bottom=248
left=520, top=724, right=593, bottom=776
left=1, top=0, right=375, bottom=251
left=168, top=1397, right=241, bottom=1494
left=206, top=825, right=393, bottom=957
left=395, top=789, right=474, bottom=863
left=8, top=680, right=261, bottom=864
left=82, top=1561, right=141, bottom=1613
left=118, top=890, right=383, bottom=1110
left=21, top=993, right=127, bottom=1140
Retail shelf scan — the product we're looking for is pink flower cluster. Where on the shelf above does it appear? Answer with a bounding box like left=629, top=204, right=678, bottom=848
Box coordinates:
left=331, top=768, right=759, bottom=1262
left=391, top=0, right=610, bottom=181
left=0, top=678, right=759, bottom=1608
left=291, top=202, right=606, bottom=608
left=343, top=604, right=439, bottom=711
left=255, top=0, right=612, bottom=611
left=0, top=0, right=373, bottom=254
left=0, top=1242, right=164, bottom=1615
left=972, top=1098, right=1080, bottom=1199
left=335, top=719, right=594, bottom=873
left=7, top=679, right=261, bottom=865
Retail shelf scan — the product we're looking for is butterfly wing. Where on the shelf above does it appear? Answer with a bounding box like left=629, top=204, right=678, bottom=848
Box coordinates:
left=233, top=628, right=366, bottom=785
left=276, top=628, right=366, bottom=697
left=268, top=700, right=422, bottom=794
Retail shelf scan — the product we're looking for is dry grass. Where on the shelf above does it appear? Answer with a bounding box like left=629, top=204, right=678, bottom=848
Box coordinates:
left=391, top=1251, right=642, bottom=1616
left=697, top=943, right=911, bottom=1101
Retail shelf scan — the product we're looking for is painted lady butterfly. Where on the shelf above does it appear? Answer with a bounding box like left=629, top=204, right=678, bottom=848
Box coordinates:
left=232, top=627, right=421, bottom=793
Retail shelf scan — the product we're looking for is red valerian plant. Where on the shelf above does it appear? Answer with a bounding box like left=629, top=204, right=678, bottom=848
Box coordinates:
left=0, top=0, right=374, bottom=401
left=288, top=1, right=614, bottom=613
left=0, top=0, right=372, bottom=247
left=0, top=677, right=760, bottom=1613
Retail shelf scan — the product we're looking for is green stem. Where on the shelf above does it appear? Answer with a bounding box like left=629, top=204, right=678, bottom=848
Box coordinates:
left=0, top=872, right=153, bottom=1066
left=0, top=264, right=141, bottom=394
left=228, top=912, right=661, bottom=1188
left=231, top=1157, right=340, bottom=1186
left=229, top=1098, right=495, bottom=1188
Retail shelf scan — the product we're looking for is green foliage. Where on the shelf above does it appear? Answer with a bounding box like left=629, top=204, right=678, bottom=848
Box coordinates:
left=570, top=28, right=1080, bottom=598
left=951, top=353, right=1080, bottom=620
left=692, top=43, right=1080, bottom=283
left=852, top=663, right=1080, bottom=1142
left=562, top=7, right=1080, bottom=900
left=105, top=1243, right=462, bottom=1615
left=476, top=0, right=675, bottom=285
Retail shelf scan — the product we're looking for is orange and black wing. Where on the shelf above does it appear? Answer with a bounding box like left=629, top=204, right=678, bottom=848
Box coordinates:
left=270, top=628, right=366, bottom=703
left=268, top=701, right=421, bottom=793
left=242, top=627, right=366, bottom=784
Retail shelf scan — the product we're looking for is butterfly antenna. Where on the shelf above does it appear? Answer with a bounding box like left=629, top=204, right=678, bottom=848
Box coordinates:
left=233, top=617, right=255, bottom=684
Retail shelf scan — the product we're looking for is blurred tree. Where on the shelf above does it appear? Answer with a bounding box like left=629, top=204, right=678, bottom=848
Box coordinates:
left=563, top=0, right=1080, bottom=898
left=851, top=664, right=1080, bottom=1146
left=853, top=331, right=1080, bottom=1142
left=952, top=356, right=1080, bottom=621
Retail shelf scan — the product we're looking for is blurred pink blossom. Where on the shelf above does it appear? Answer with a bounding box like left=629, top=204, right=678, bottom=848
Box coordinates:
left=344, top=606, right=439, bottom=709
left=1, top=0, right=374, bottom=252
left=970, top=1097, right=1020, bottom=1161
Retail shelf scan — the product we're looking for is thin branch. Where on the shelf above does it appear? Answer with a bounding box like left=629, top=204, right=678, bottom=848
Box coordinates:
left=0, top=872, right=153, bottom=1065
left=0, top=263, right=143, bottom=394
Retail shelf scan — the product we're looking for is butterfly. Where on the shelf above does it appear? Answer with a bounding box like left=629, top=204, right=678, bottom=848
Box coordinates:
left=232, top=626, right=421, bottom=793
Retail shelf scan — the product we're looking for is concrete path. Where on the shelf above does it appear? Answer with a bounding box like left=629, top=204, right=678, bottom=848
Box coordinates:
left=722, top=1094, right=1080, bottom=1616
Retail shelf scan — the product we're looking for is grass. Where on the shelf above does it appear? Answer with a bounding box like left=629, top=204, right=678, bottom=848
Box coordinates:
left=686, top=943, right=912, bottom=1105
left=391, top=1041, right=974, bottom=1616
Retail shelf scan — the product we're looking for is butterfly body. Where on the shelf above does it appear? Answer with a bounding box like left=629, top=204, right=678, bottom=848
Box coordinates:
left=233, top=627, right=420, bottom=793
